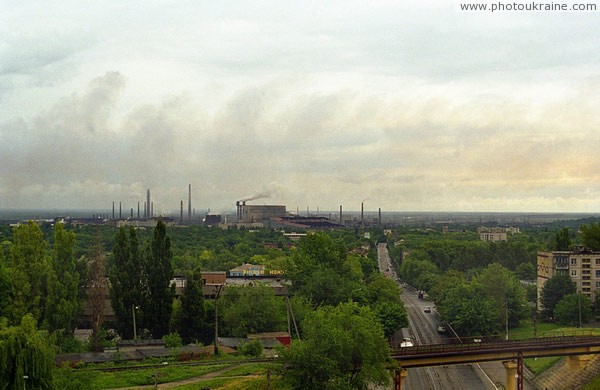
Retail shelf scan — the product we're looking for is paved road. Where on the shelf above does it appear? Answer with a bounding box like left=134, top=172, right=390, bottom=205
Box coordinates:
left=378, top=243, right=522, bottom=390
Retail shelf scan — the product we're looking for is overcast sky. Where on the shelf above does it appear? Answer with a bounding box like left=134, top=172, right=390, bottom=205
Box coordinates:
left=1, top=1, right=600, bottom=214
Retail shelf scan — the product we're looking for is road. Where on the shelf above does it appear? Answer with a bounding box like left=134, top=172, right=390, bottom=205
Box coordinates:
left=377, top=243, right=499, bottom=390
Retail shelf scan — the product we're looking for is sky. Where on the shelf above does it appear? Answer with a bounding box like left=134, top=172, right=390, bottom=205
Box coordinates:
left=1, top=1, right=600, bottom=214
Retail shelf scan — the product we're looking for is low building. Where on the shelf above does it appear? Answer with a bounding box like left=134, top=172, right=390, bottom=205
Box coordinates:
left=229, top=263, right=265, bottom=277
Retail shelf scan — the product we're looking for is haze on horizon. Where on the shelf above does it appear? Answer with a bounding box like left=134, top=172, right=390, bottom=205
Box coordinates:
left=1, top=1, right=599, bottom=214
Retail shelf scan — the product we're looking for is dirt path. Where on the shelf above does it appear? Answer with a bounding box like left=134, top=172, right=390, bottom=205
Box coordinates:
left=110, top=363, right=257, bottom=389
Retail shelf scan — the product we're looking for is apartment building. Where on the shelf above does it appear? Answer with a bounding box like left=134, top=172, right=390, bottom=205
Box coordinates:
left=537, top=247, right=600, bottom=309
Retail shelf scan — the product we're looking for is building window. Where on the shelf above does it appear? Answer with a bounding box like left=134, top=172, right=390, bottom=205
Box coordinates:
left=596, top=258, right=600, bottom=265
left=571, top=270, right=577, bottom=277
left=583, top=281, right=591, bottom=286
left=596, top=282, right=600, bottom=288
left=596, top=270, right=600, bottom=277
left=583, top=287, right=591, bottom=293
left=583, top=258, right=591, bottom=263
left=571, top=258, right=577, bottom=265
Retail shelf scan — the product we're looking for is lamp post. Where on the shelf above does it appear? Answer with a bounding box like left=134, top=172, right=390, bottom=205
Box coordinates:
left=213, top=284, right=224, bottom=356
left=505, top=297, right=509, bottom=341
left=132, top=305, right=139, bottom=340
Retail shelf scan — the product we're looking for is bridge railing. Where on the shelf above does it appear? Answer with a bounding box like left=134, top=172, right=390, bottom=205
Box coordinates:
left=392, top=334, right=600, bottom=356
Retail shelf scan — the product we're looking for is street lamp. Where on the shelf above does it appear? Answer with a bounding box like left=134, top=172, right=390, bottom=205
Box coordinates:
left=132, top=305, right=139, bottom=340
left=505, top=297, right=509, bottom=341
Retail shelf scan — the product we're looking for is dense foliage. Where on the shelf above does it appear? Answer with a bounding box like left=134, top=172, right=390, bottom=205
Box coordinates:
left=279, top=302, right=390, bottom=390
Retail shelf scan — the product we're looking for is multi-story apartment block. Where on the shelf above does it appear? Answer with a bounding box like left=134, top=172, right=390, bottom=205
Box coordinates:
left=477, top=226, right=520, bottom=242
left=537, top=247, right=600, bottom=310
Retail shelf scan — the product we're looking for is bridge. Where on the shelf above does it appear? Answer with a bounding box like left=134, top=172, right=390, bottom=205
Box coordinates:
left=391, top=335, right=600, bottom=390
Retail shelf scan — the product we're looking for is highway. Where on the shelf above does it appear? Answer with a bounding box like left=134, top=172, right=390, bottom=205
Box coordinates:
left=377, top=243, right=495, bottom=390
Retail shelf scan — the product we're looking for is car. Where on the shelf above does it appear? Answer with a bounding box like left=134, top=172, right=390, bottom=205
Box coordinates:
left=424, top=306, right=431, bottom=313
left=437, top=325, right=447, bottom=334
left=400, top=337, right=414, bottom=348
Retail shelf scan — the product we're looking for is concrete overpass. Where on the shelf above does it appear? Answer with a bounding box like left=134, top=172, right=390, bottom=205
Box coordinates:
left=392, top=335, right=600, bottom=390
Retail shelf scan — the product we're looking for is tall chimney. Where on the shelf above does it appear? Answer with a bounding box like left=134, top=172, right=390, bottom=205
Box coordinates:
left=112, top=201, right=115, bottom=220
left=236, top=201, right=240, bottom=222
left=144, top=201, right=147, bottom=219
left=188, top=184, right=192, bottom=222
left=379, top=208, right=382, bottom=225
left=180, top=200, right=184, bottom=224
left=137, top=202, right=140, bottom=219
left=119, top=202, right=122, bottom=219
left=146, top=189, right=151, bottom=219
left=361, top=202, right=364, bottom=226
left=339, top=205, right=342, bottom=224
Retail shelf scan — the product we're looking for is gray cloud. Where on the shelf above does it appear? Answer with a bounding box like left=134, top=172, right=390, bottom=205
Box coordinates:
left=2, top=1, right=600, bottom=212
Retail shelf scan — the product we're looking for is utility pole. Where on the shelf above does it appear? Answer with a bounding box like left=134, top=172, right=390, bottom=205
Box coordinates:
left=214, top=284, right=224, bottom=356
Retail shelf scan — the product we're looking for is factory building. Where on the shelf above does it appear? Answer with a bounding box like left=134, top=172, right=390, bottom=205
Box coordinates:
left=236, top=202, right=286, bottom=223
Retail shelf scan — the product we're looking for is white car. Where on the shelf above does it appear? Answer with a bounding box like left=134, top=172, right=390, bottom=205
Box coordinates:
left=400, top=338, right=414, bottom=348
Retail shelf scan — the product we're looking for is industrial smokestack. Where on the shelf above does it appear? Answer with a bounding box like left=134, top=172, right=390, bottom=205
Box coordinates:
left=236, top=201, right=240, bottom=222
left=112, top=201, right=115, bottom=220
left=361, top=202, right=364, bottom=223
left=339, top=205, right=342, bottom=224
left=146, top=189, right=151, bottom=219
left=188, top=184, right=192, bottom=222
left=144, top=201, right=147, bottom=219
left=180, top=200, right=184, bottom=224
left=379, top=208, right=382, bottom=225
left=119, top=202, right=122, bottom=219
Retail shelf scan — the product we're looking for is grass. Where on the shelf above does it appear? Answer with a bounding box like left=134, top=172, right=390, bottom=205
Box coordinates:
left=171, top=374, right=290, bottom=390
left=508, top=320, right=600, bottom=375
left=583, top=375, right=600, bottom=390
left=54, top=362, right=231, bottom=389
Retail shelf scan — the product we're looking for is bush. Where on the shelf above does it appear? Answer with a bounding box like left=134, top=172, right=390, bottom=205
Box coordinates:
left=238, top=339, right=263, bottom=357
left=163, top=332, right=183, bottom=348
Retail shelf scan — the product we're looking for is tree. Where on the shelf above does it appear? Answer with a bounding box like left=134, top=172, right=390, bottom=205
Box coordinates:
left=540, top=274, right=577, bottom=320
left=9, top=221, right=51, bottom=325
left=554, top=294, right=592, bottom=326
left=280, top=302, right=390, bottom=390
left=108, top=226, right=144, bottom=339
left=398, top=257, right=439, bottom=291
left=553, top=227, right=572, bottom=251
left=220, top=286, right=286, bottom=337
left=177, top=268, right=208, bottom=344
left=437, top=280, right=499, bottom=337
left=45, top=223, right=80, bottom=333
left=475, top=263, right=529, bottom=329
left=515, top=262, right=536, bottom=281
left=0, top=314, right=54, bottom=389
left=581, top=223, right=600, bottom=250
left=88, top=238, right=108, bottom=352
left=284, top=233, right=361, bottom=307
left=143, top=220, right=174, bottom=338
left=0, top=259, right=11, bottom=320
left=366, top=274, right=408, bottom=338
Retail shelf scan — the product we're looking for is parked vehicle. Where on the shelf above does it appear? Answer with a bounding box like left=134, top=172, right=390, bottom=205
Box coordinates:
left=424, top=306, right=431, bottom=313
